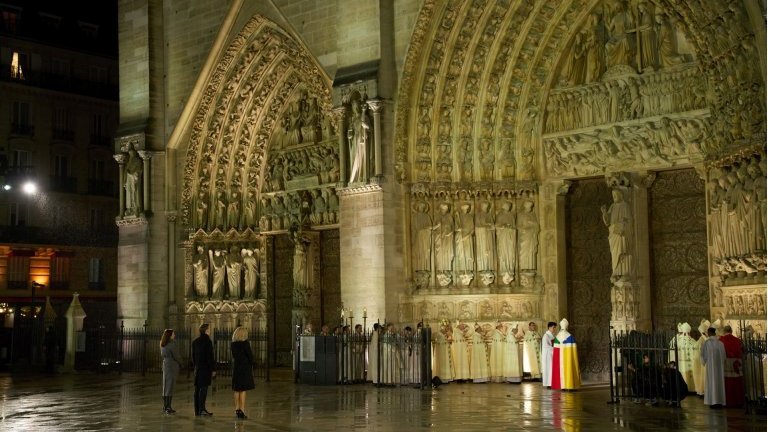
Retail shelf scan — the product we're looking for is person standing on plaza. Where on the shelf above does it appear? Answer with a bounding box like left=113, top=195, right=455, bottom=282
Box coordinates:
left=192, top=323, right=215, bottom=416
left=700, top=327, right=726, bottom=408
left=541, top=322, right=556, bottom=388
left=523, top=321, right=542, bottom=380
left=551, top=318, right=581, bottom=391
left=719, top=325, right=744, bottom=407
left=160, top=329, right=182, bottom=414
left=231, top=326, right=255, bottom=419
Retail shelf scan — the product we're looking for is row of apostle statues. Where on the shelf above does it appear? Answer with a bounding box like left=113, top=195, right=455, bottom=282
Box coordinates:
left=259, top=188, right=339, bottom=232
left=709, top=154, right=767, bottom=279
left=411, top=196, right=539, bottom=288
left=191, top=244, right=260, bottom=300
left=559, top=0, right=687, bottom=87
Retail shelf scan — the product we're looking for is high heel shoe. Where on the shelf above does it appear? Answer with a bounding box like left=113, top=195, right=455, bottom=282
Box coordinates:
left=236, top=409, right=247, bottom=419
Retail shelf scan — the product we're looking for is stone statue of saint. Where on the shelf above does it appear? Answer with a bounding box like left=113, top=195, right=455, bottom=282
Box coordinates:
left=496, top=201, right=517, bottom=284
left=347, top=98, right=371, bottom=183
left=411, top=201, right=433, bottom=273
left=518, top=200, right=539, bottom=272
left=124, top=146, right=142, bottom=216
left=434, top=203, right=454, bottom=273
left=215, top=191, right=226, bottom=228
left=605, top=2, right=634, bottom=68
left=601, top=189, right=633, bottom=281
left=475, top=201, right=496, bottom=272
left=242, top=248, right=258, bottom=300
left=291, top=229, right=311, bottom=307
left=210, top=249, right=226, bottom=299
left=226, top=247, right=242, bottom=299
left=192, top=245, right=209, bottom=298
left=635, top=0, right=657, bottom=72
left=228, top=192, right=240, bottom=229
left=243, top=191, right=257, bottom=228
left=196, top=192, right=208, bottom=229
left=454, top=203, right=475, bottom=274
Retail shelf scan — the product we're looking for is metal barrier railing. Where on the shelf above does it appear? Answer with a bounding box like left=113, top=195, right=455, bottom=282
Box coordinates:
left=740, top=322, right=766, bottom=415
left=608, top=330, right=683, bottom=405
left=297, top=327, right=432, bottom=388
left=74, top=322, right=269, bottom=380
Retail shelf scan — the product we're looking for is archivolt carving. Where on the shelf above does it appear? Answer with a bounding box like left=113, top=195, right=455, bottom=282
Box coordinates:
left=180, top=15, right=332, bottom=230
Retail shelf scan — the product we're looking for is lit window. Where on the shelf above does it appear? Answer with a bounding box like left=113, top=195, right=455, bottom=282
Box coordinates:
left=11, top=51, right=26, bottom=80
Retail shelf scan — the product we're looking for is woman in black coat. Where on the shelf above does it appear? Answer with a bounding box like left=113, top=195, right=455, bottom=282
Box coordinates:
left=231, top=326, right=255, bottom=419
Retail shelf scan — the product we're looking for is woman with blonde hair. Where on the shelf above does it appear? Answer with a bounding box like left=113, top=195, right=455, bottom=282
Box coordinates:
left=160, top=329, right=183, bottom=414
left=231, top=326, right=255, bottom=419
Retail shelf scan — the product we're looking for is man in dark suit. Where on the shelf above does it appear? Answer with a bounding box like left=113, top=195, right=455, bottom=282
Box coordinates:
left=192, top=323, right=215, bottom=416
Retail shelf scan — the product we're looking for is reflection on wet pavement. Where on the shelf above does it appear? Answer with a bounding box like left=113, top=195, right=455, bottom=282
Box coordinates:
left=0, top=373, right=763, bottom=431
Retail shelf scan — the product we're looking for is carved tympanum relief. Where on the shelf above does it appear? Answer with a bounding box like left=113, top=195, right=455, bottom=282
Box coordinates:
left=410, top=183, right=541, bottom=291
left=396, top=0, right=764, bottom=185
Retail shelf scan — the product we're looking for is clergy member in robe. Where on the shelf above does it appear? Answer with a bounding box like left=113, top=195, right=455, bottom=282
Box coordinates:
left=504, top=322, right=522, bottom=383
left=369, top=323, right=380, bottom=385
left=551, top=318, right=580, bottom=390
left=720, top=325, right=744, bottom=407
left=541, top=322, right=556, bottom=388
left=470, top=324, right=490, bottom=383
left=523, top=321, right=542, bottom=380
left=433, top=321, right=454, bottom=382
left=692, top=319, right=710, bottom=396
left=489, top=322, right=506, bottom=382
left=453, top=322, right=471, bottom=381
left=700, top=327, right=726, bottom=408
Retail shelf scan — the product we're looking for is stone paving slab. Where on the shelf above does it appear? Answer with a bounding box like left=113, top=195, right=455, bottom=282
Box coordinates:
left=0, top=372, right=763, bottom=431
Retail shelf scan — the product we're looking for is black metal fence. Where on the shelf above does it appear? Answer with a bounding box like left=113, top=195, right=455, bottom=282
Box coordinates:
left=608, top=330, right=684, bottom=405
left=75, top=322, right=270, bottom=381
left=741, top=327, right=766, bottom=414
left=297, top=327, right=432, bottom=389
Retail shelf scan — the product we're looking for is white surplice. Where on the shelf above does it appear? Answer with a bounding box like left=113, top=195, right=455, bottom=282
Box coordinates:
left=541, top=330, right=555, bottom=387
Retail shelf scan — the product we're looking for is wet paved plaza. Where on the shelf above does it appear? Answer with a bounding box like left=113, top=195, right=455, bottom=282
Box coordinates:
left=0, top=371, right=764, bottom=431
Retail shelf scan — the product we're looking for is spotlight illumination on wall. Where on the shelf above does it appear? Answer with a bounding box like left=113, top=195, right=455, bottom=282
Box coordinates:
left=22, top=181, right=37, bottom=195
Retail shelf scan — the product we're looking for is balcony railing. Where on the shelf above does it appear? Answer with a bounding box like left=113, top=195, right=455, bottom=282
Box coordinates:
left=87, top=179, right=115, bottom=196
left=48, top=175, right=78, bottom=193
left=52, top=129, right=75, bottom=142
left=89, top=135, right=111, bottom=148
left=10, top=123, right=34, bottom=137
left=0, top=225, right=118, bottom=247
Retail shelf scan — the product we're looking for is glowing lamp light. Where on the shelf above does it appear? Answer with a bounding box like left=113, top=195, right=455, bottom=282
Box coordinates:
left=2, top=184, right=10, bottom=191
left=22, top=181, right=37, bottom=195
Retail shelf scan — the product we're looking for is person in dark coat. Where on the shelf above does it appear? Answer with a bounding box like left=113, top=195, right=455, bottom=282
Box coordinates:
left=231, top=326, right=255, bottom=419
left=44, top=326, right=58, bottom=373
left=192, top=323, right=215, bottom=416
left=662, top=361, right=688, bottom=406
left=160, top=329, right=182, bottom=414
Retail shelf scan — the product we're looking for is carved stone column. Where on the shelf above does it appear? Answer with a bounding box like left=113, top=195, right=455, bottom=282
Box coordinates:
left=138, top=150, right=152, bottom=216
left=603, top=172, right=653, bottom=332
left=540, top=179, right=571, bottom=320
left=334, top=106, right=349, bottom=187
left=113, top=154, right=126, bottom=218
left=367, top=99, right=383, bottom=179
left=182, top=239, right=194, bottom=301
